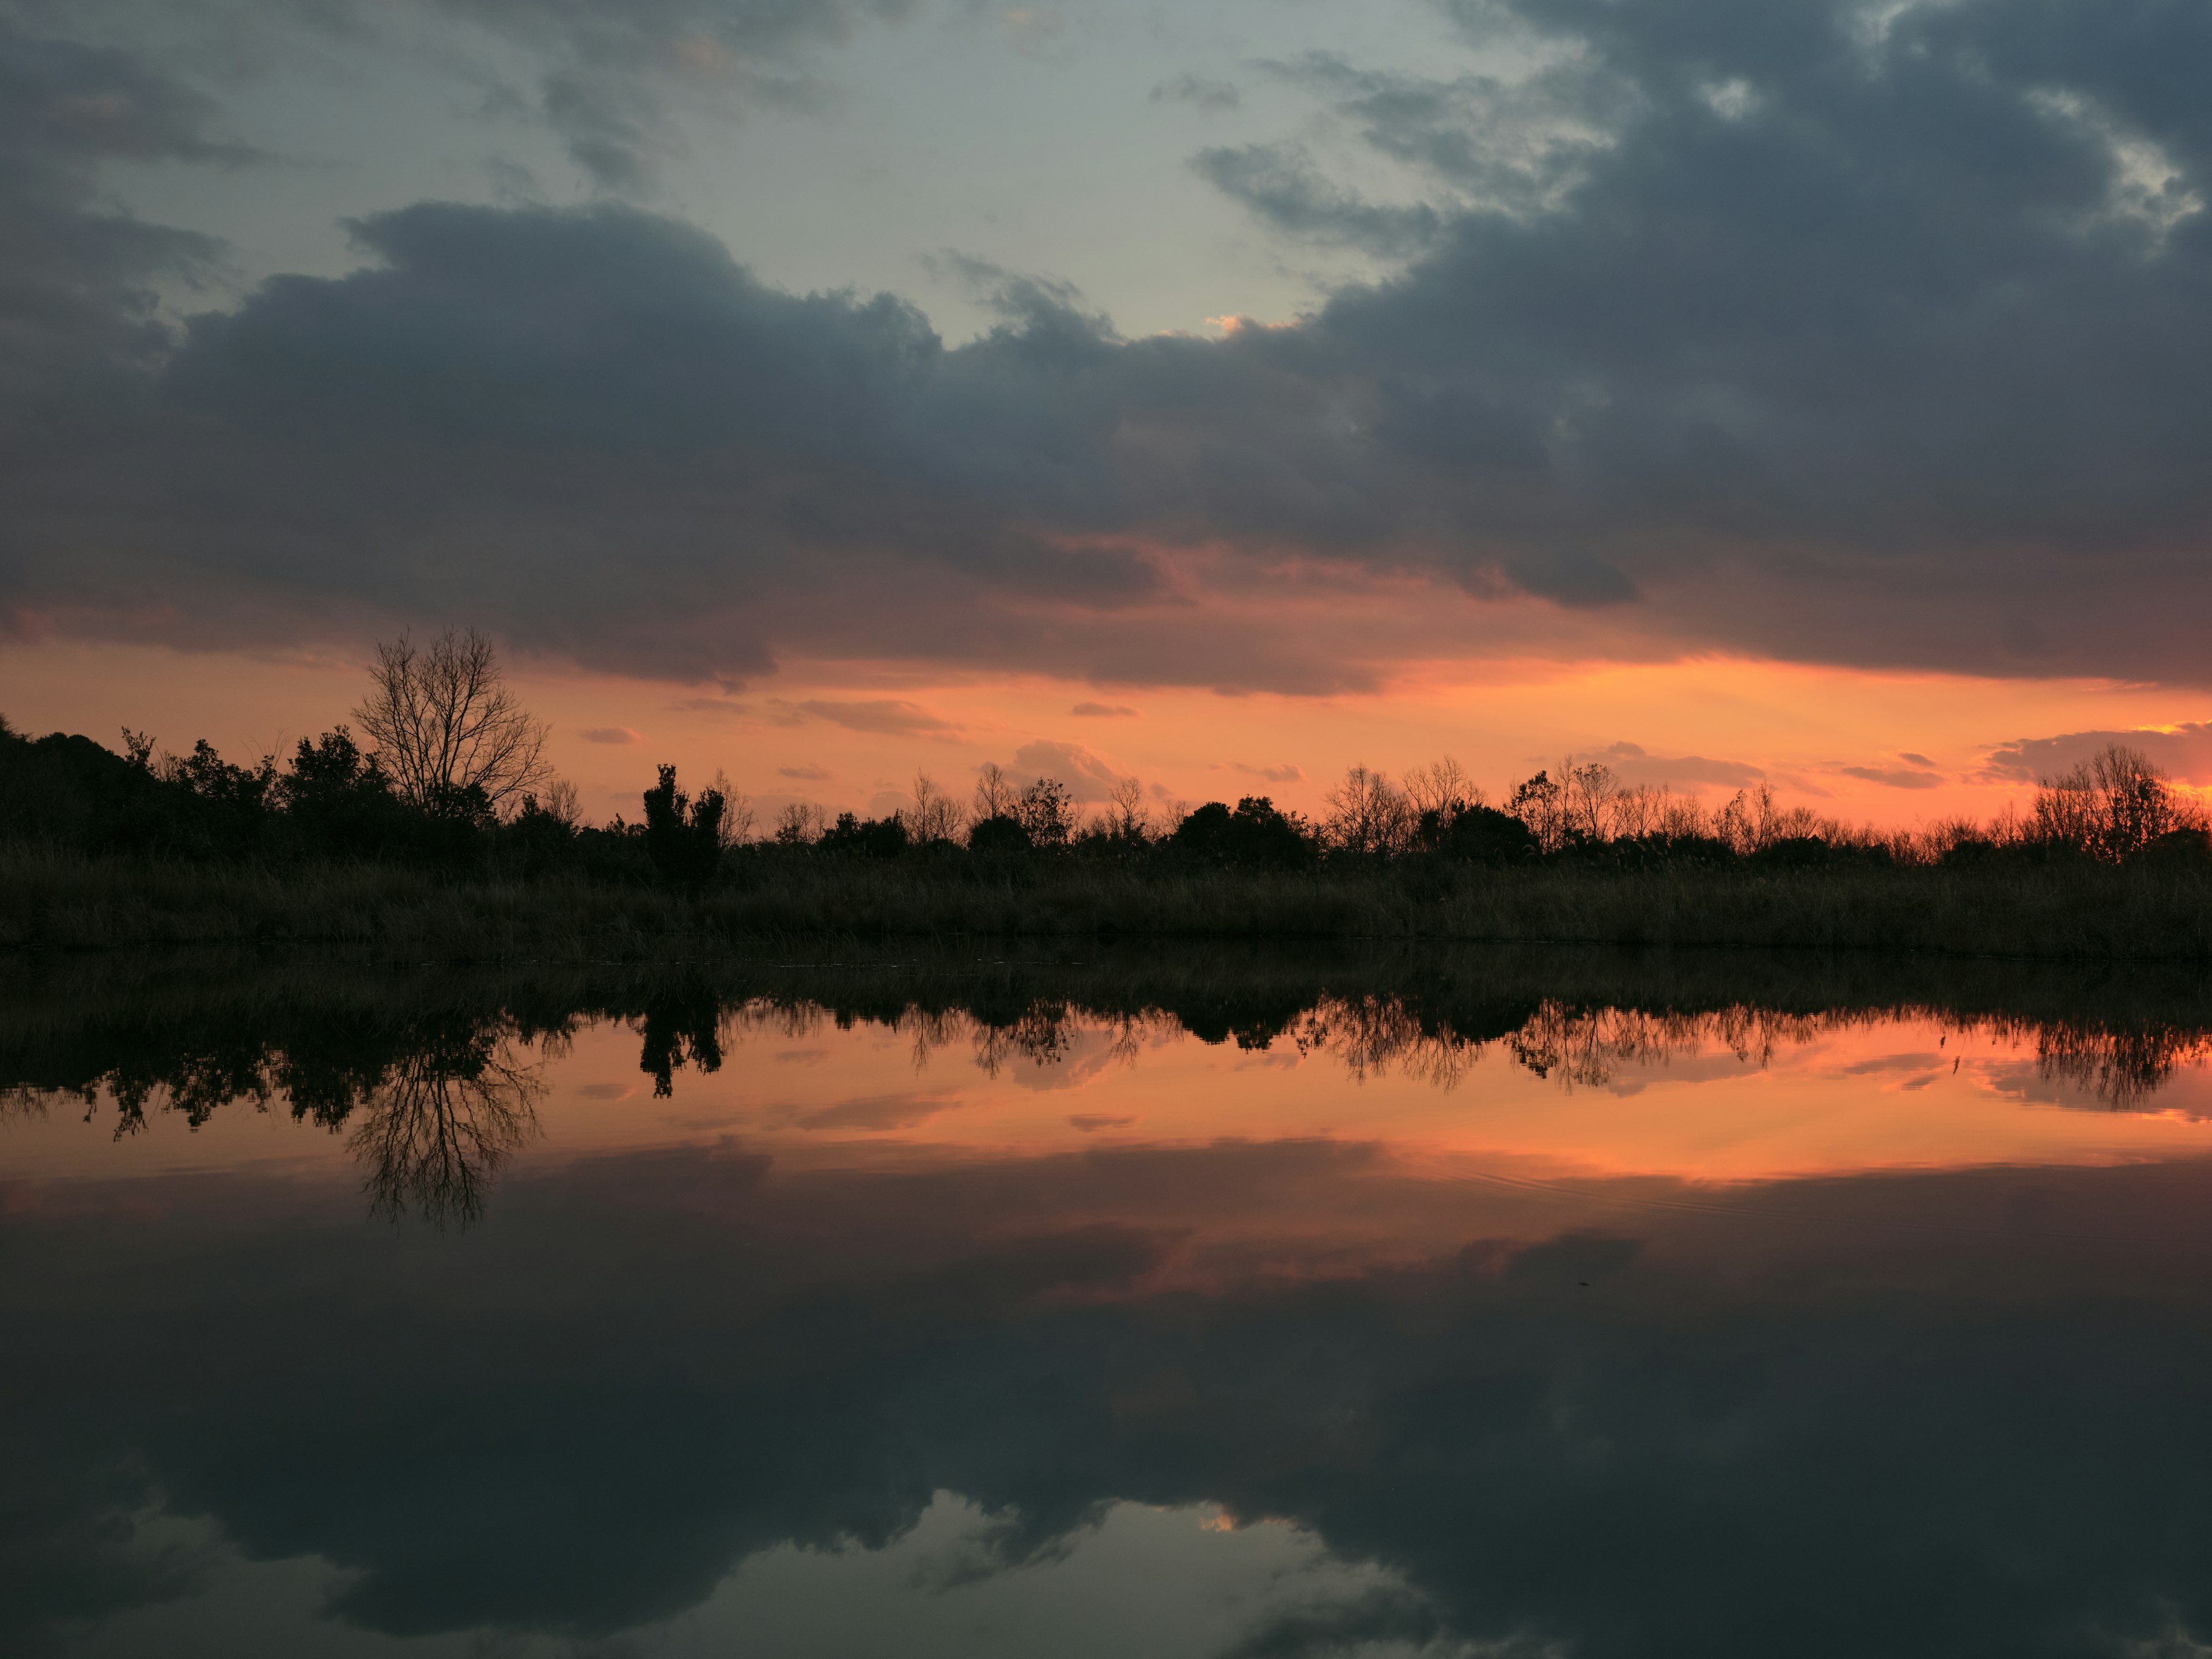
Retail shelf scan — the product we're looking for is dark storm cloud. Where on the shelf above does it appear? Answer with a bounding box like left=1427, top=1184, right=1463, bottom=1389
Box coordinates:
left=8, top=0, right=2212, bottom=687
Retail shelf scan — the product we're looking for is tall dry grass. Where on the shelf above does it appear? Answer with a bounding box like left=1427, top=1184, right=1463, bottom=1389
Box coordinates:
left=7, top=840, right=2212, bottom=960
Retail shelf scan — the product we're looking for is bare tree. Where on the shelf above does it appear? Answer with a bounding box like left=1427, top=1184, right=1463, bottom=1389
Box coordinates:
left=1562, top=759, right=1617, bottom=844
left=773, top=802, right=827, bottom=845
left=972, top=761, right=1018, bottom=823
left=542, top=778, right=583, bottom=830
left=354, top=628, right=550, bottom=816
left=907, top=771, right=964, bottom=843
left=1325, top=764, right=1412, bottom=855
left=707, top=768, right=755, bottom=847
left=1404, top=756, right=1478, bottom=817
left=1104, top=775, right=1151, bottom=840
left=2036, top=743, right=2187, bottom=859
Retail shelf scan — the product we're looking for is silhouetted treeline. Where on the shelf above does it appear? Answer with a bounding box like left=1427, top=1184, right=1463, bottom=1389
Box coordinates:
left=13, top=684, right=2210, bottom=890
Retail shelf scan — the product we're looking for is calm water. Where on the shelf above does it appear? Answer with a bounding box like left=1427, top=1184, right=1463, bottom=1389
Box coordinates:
left=7, top=949, right=2212, bottom=1658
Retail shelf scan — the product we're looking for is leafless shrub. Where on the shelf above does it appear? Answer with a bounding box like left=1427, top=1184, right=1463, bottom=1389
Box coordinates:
left=1325, top=764, right=1413, bottom=854
left=907, top=771, right=964, bottom=843
left=1404, top=756, right=1480, bottom=817
left=1103, top=776, right=1152, bottom=840
left=543, top=778, right=583, bottom=829
left=773, top=802, right=827, bottom=846
left=972, top=761, right=1018, bottom=823
left=2033, top=743, right=2194, bottom=860
left=707, top=769, right=755, bottom=847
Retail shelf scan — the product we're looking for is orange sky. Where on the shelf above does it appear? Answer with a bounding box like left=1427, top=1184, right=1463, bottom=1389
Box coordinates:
left=6, top=635, right=2210, bottom=833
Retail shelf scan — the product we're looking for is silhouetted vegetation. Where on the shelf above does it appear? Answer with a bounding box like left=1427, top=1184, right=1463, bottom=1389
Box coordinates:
left=10, top=942, right=2212, bottom=1223
left=10, top=646, right=2212, bottom=957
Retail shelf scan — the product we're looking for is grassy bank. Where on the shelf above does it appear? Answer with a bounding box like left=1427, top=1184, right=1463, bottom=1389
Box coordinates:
left=7, top=840, right=2212, bottom=960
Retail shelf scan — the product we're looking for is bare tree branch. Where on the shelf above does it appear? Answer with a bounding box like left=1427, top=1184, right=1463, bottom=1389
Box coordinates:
left=353, top=627, right=551, bottom=816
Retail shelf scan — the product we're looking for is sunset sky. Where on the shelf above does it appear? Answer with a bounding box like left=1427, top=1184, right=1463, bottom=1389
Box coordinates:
left=4, top=0, right=2210, bottom=829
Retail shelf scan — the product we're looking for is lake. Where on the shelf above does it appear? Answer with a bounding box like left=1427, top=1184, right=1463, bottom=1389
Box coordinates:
left=6, top=945, right=2212, bottom=1657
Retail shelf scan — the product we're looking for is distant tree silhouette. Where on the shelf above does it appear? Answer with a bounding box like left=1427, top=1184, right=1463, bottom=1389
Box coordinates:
left=972, top=762, right=1018, bottom=823
left=820, top=812, right=908, bottom=858
left=354, top=628, right=549, bottom=818
left=1170, top=796, right=1317, bottom=869
left=906, top=772, right=964, bottom=844
left=1017, top=777, right=1076, bottom=847
left=968, top=813, right=1032, bottom=854
left=642, top=764, right=726, bottom=887
left=1326, top=765, right=1413, bottom=855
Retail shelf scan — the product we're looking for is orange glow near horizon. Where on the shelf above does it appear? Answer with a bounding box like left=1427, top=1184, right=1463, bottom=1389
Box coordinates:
left=4, top=636, right=2211, bottom=833
left=14, top=1003, right=2212, bottom=1195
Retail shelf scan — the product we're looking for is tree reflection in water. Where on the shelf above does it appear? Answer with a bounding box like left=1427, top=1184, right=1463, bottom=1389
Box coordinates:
left=347, top=1036, right=547, bottom=1225
left=9, top=978, right=2212, bottom=1217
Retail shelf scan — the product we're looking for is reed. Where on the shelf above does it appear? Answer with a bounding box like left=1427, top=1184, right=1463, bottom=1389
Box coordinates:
left=6, top=841, right=2212, bottom=961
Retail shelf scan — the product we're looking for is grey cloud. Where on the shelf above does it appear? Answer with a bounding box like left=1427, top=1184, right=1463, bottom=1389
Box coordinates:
left=579, top=725, right=639, bottom=744
left=777, top=763, right=830, bottom=779
left=1259, top=48, right=1615, bottom=216
left=1593, top=742, right=1762, bottom=789
left=1839, top=764, right=1943, bottom=789
left=1191, top=142, right=1444, bottom=256
left=1230, top=762, right=1304, bottom=784
left=1070, top=702, right=1136, bottom=718
left=1900, top=752, right=1934, bottom=768
left=1009, top=738, right=1127, bottom=802
left=13, top=1, right=2212, bottom=688
left=1213, top=1585, right=1448, bottom=1659
left=1149, top=73, right=1240, bottom=114
left=0, top=21, right=238, bottom=390
left=794, top=699, right=959, bottom=736
left=1980, top=724, right=2212, bottom=783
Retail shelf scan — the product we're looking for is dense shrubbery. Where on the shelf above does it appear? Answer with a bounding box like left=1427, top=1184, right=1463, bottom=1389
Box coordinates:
left=8, top=695, right=2210, bottom=899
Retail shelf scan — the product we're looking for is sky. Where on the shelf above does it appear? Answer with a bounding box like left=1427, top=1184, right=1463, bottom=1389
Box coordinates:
left=3, top=0, right=2211, bottom=828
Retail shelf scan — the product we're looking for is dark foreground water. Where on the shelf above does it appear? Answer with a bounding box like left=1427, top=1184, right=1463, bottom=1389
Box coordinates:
left=7, top=946, right=2212, bottom=1658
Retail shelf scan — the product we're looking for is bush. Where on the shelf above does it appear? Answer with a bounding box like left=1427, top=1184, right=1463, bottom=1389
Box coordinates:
left=968, top=814, right=1033, bottom=855
left=1169, top=797, right=1317, bottom=870
left=1422, top=804, right=1540, bottom=866
left=821, top=813, right=909, bottom=859
left=642, top=765, right=725, bottom=889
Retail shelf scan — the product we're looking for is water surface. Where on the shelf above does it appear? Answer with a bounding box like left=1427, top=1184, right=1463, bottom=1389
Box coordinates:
left=7, top=948, right=2212, bottom=1657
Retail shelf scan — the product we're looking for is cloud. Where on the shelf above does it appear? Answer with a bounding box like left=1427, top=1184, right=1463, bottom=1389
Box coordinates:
left=1591, top=742, right=1763, bottom=789
left=791, top=700, right=960, bottom=736
left=1009, top=738, right=1128, bottom=802
left=1230, top=762, right=1304, bottom=784
left=1839, top=764, right=1944, bottom=789
left=13, top=2, right=2212, bottom=689
left=1899, top=752, right=1935, bottom=768
left=579, top=725, right=639, bottom=744
left=1070, top=702, right=1136, bottom=718
left=1979, top=724, right=2212, bottom=783
left=1149, top=73, right=1240, bottom=114
left=1191, top=142, right=1444, bottom=256
left=778, top=762, right=831, bottom=780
